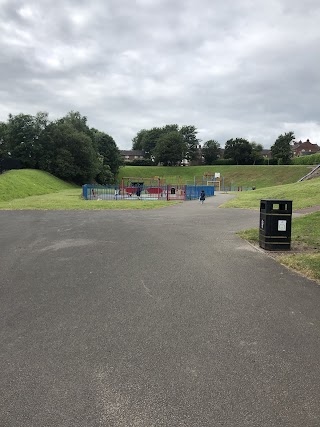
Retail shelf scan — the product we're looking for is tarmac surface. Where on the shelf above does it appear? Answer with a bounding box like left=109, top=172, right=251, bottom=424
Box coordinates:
left=1, top=193, right=320, bottom=426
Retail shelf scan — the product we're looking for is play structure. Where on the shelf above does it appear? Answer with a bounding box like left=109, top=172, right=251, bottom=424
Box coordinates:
left=120, top=176, right=165, bottom=199
left=82, top=173, right=241, bottom=201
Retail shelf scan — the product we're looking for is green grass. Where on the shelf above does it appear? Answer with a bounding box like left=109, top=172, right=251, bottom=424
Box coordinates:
left=0, top=189, right=180, bottom=210
left=0, top=169, right=76, bottom=202
left=237, top=205, right=320, bottom=284
left=118, top=165, right=311, bottom=188
left=238, top=212, right=320, bottom=249
left=222, top=177, right=320, bottom=210
left=278, top=253, right=320, bottom=281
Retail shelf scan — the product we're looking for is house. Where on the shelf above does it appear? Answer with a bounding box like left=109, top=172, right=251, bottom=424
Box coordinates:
left=261, top=149, right=272, bottom=159
left=292, top=139, right=320, bottom=156
left=120, top=150, right=145, bottom=162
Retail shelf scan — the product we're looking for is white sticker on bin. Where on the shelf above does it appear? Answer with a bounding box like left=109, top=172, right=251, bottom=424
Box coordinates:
left=278, top=220, right=287, bottom=231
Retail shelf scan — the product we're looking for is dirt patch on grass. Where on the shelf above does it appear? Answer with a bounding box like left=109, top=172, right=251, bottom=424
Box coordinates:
left=250, top=240, right=318, bottom=258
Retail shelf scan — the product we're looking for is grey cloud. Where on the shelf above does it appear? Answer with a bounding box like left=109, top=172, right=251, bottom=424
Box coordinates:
left=0, top=0, right=319, bottom=148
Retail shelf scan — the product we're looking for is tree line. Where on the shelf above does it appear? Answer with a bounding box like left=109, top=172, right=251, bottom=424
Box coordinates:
left=0, top=111, right=123, bottom=184
left=132, top=125, right=295, bottom=165
left=0, top=113, right=296, bottom=183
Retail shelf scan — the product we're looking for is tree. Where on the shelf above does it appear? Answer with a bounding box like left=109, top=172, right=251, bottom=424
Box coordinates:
left=251, top=142, right=263, bottom=165
left=132, top=124, right=200, bottom=163
left=202, top=140, right=221, bottom=164
left=91, top=129, right=123, bottom=183
left=224, top=138, right=253, bottom=165
left=6, top=113, right=42, bottom=168
left=140, top=127, right=164, bottom=159
left=180, top=125, right=200, bottom=164
left=60, top=111, right=91, bottom=135
left=132, top=129, right=148, bottom=150
left=0, top=122, right=8, bottom=159
left=38, top=120, right=100, bottom=184
left=271, top=132, right=294, bottom=164
left=0, top=110, right=122, bottom=184
left=154, top=131, right=186, bottom=165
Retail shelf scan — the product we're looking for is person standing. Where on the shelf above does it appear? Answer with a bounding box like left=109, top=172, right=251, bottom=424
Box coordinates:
left=199, top=189, right=206, bottom=204
left=136, top=187, right=141, bottom=200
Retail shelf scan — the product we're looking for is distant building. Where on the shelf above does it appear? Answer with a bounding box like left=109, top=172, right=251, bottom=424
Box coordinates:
left=120, top=150, right=145, bottom=162
left=261, top=149, right=272, bottom=159
left=292, top=139, right=320, bottom=156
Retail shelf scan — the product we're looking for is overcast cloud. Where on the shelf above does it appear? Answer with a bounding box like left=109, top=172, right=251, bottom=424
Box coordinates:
left=1, top=0, right=319, bottom=148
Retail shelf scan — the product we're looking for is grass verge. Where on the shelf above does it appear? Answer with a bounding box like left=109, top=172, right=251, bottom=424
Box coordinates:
left=0, top=189, right=180, bottom=210
left=277, top=254, right=320, bottom=281
left=237, top=212, right=320, bottom=283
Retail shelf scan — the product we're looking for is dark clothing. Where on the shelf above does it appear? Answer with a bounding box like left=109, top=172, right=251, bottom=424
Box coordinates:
left=200, top=191, right=205, bottom=201
left=136, top=188, right=141, bottom=197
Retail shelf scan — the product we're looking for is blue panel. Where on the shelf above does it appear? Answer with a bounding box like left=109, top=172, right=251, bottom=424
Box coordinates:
left=185, top=185, right=215, bottom=200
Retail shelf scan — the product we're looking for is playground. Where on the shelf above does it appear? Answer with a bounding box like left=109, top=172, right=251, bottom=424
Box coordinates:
left=83, top=175, right=220, bottom=201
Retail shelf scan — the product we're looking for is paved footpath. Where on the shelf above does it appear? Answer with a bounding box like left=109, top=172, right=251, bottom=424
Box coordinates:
left=1, top=194, right=320, bottom=426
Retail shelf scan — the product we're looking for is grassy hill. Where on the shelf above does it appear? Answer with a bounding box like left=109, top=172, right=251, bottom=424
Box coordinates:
left=221, top=177, right=320, bottom=210
left=0, top=169, right=76, bottom=202
left=118, top=165, right=312, bottom=188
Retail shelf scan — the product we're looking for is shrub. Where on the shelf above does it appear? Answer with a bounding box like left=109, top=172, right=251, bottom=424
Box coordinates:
left=124, top=159, right=155, bottom=166
left=212, top=159, right=235, bottom=165
left=292, top=154, right=320, bottom=165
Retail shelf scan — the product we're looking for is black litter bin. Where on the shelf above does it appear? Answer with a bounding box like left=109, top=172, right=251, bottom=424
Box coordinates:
left=259, top=199, right=292, bottom=250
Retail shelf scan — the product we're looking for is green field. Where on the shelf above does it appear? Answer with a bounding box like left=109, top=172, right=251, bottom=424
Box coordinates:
left=118, top=165, right=311, bottom=188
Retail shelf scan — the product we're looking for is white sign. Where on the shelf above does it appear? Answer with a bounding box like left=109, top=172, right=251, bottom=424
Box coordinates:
left=278, top=220, right=287, bottom=231
left=261, top=219, right=264, bottom=229
left=214, top=172, right=220, bottom=178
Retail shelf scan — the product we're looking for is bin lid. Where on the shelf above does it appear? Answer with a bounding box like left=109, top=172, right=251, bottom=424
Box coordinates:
left=260, top=199, right=292, bottom=202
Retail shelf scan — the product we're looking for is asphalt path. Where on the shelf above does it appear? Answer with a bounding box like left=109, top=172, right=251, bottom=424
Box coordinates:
left=1, top=194, right=320, bottom=426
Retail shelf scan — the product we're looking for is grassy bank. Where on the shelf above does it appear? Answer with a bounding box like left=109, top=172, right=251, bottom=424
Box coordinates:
left=222, top=177, right=320, bottom=210
left=0, top=189, right=179, bottom=210
left=118, top=165, right=311, bottom=188
left=0, top=169, right=76, bottom=202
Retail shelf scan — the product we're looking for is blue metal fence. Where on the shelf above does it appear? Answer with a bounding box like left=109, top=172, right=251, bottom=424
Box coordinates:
left=185, top=185, right=215, bottom=200
left=82, top=184, right=215, bottom=201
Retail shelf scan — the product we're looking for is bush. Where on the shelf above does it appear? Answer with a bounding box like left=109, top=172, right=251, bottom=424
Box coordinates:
left=292, top=154, right=320, bottom=165
left=212, top=159, right=235, bottom=165
left=124, top=159, right=155, bottom=166
left=263, top=158, right=278, bottom=165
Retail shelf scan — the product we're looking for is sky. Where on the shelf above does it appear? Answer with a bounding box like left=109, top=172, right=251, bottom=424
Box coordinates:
left=1, top=0, right=320, bottom=149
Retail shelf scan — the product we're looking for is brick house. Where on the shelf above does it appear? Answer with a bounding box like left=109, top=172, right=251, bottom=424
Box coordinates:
left=292, top=139, right=320, bottom=156
left=120, top=150, right=145, bottom=162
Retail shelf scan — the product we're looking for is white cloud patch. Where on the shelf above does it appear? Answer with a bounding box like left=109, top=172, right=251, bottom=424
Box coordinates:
left=0, top=0, right=319, bottom=148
